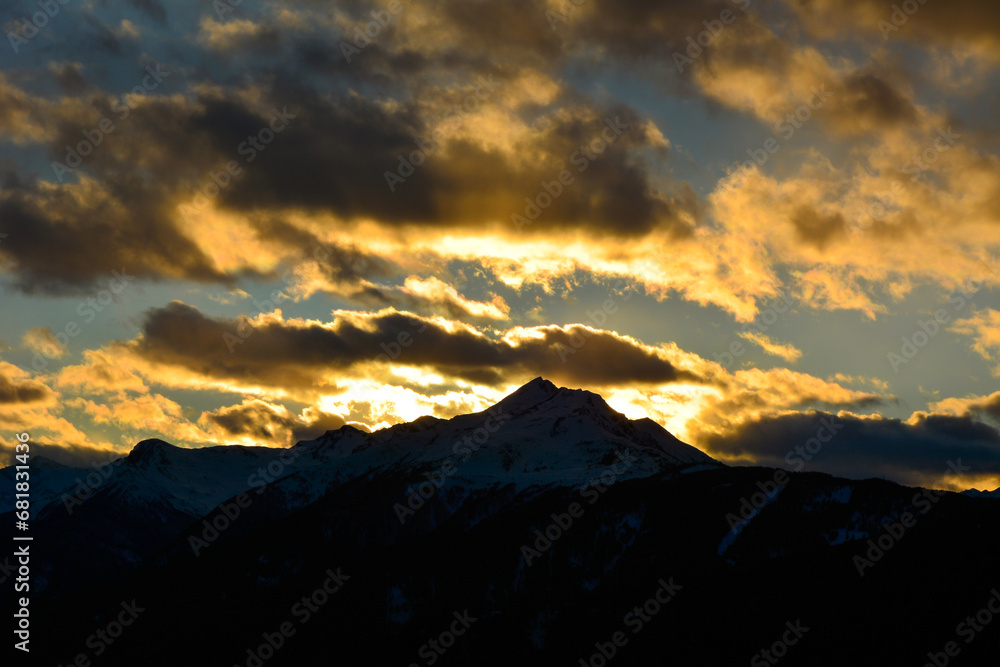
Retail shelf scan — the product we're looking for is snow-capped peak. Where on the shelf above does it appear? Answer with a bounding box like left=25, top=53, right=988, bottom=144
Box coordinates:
left=127, top=438, right=180, bottom=467
left=26, top=379, right=720, bottom=519
left=495, top=376, right=560, bottom=413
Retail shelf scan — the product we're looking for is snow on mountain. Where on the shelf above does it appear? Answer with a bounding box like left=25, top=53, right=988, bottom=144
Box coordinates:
left=102, top=439, right=324, bottom=517
left=298, top=377, right=718, bottom=492
left=4, top=378, right=720, bottom=520
left=0, top=456, right=110, bottom=516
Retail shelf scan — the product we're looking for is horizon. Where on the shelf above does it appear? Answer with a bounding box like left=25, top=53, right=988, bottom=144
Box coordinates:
left=2, top=0, right=1000, bottom=495
left=7, top=375, right=997, bottom=494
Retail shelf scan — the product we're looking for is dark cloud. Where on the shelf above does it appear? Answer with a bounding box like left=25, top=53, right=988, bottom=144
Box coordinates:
left=0, top=183, right=230, bottom=295
left=202, top=91, right=691, bottom=237
left=706, top=410, right=1000, bottom=485
left=953, top=392, right=1000, bottom=424
left=131, top=302, right=703, bottom=390
left=0, top=1, right=711, bottom=296
left=438, top=0, right=563, bottom=62
left=127, top=0, right=168, bottom=23
left=82, top=13, right=127, bottom=55
left=976, top=395, right=1000, bottom=421
left=790, top=206, right=848, bottom=250
left=839, top=72, right=918, bottom=130
left=249, top=217, right=394, bottom=285
left=50, top=62, right=91, bottom=95
left=202, top=399, right=348, bottom=444
left=571, top=0, right=748, bottom=64
left=784, top=0, right=1000, bottom=55
left=0, top=369, right=52, bottom=404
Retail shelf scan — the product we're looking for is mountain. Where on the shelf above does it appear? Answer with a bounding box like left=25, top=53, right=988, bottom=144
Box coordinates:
left=962, top=486, right=1000, bottom=499
left=3, top=378, right=999, bottom=666
left=9, top=377, right=716, bottom=522
left=0, top=456, right=101, bottom=517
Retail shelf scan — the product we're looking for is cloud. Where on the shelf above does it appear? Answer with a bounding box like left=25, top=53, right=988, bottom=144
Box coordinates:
left=56, top=349, right=150, bottom=394
left=127, top=0, right=167, bottom=23
left=738, top=332, right=802, bottom=363
left=383, top=276, right=510, bottom=320
left=73, top=391, right=190, bottom=433
left=704, top=409, right=1000, bottom=490
left=0, top=74, right=50, bottom=143
left=687, top=17, right=919, bottom=136
left=49, top=61, right=90, bottom=95
left=782, top=0, right=1000, bottom=61
left=126, top=301, right=705, bottom=392
left=664, top=365, right=891, bottom=447
left=0, top=362, right=54, bottom=405
left=197, top=17, right=281, bottom=52
left=0, top=176, right=230, bottom=294
left=200, top=399, right=353, bottom=446
left=951, top=308, right=1000, bottom=375
left=0, top=364, right=110, bottom=455
left=22, top=327, right=67, bottom=359
left=0, top=65, right=696, bottom=295
left=930, top=390, right=1000, bottom=426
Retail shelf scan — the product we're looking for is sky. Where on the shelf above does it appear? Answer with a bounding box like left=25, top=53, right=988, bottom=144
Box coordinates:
left=1, top=0, right=999, bottom=491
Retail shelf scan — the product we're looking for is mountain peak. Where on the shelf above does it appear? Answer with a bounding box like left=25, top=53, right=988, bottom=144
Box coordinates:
left=495, top=377, right=566, bottom=412
left=128, top=438, right=179, bottom=465
left=30, top=455, right=71, bottom=469
left=495, top=377, right=621, bottom=418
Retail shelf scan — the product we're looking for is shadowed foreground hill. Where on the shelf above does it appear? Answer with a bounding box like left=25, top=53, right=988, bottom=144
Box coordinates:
left=2, top=379, right=999, bottom=665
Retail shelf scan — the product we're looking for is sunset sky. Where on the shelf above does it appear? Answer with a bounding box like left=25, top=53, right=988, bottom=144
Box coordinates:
left=1, top=0, right=999, bottom=491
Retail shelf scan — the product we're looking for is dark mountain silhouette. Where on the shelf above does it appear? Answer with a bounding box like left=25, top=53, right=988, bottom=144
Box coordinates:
left=2, top=378, right=999, bottom=665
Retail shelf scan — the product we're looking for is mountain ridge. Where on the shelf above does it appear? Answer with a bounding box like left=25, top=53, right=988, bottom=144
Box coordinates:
left=6, top=379, right=1000, bottom=666
left=1, top=378, right=719, bottom=519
